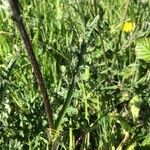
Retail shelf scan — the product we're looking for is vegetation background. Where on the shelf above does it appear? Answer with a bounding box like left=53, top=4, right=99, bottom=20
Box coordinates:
left=0, top=0, right=150, bottom=149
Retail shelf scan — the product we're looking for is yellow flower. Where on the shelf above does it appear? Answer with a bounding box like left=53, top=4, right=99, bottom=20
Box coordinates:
left=123, top=21, right=135, bottom=32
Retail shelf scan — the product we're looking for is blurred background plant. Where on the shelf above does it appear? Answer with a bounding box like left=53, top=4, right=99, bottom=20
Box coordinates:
left=0, top=0, right=150, bottom=149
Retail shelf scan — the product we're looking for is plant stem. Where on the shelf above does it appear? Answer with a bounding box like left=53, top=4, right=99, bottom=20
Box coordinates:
left=55, top=41, right=86, bottom=131
left=8, top=0, right=54, bottom=129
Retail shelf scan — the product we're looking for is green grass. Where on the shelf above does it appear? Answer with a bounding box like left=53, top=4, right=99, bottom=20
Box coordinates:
left=0, top=0, right=150, bottom=149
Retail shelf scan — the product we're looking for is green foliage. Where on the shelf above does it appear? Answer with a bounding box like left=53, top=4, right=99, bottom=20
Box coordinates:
left=129, top=95, right=142, bottom=122
left=141, top=134, right=150, bottom=148
left=135, top=38, right=150, bottom=62
left=0, top=0, right=150, bottom=149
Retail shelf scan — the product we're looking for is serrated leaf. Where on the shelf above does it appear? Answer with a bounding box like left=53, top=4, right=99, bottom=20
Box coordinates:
left=135, top=38, right=150, bottom=62
left=84, top=15, right=99, bottom=43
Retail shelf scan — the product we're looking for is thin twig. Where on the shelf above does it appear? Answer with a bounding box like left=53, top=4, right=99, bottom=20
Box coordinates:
left=8, top=0, right=54, bottom=129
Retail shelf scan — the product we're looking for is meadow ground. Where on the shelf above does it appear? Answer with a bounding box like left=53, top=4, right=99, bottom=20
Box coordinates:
left=0, top=0, right=150, bottom=149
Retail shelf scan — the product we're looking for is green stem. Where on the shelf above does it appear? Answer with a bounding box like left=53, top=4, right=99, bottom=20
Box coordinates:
left=55, top=42, right=86, bottom=131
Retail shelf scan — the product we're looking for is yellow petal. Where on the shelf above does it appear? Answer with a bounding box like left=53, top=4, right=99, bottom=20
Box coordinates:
left=123, top=22, right=135, bottom=32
